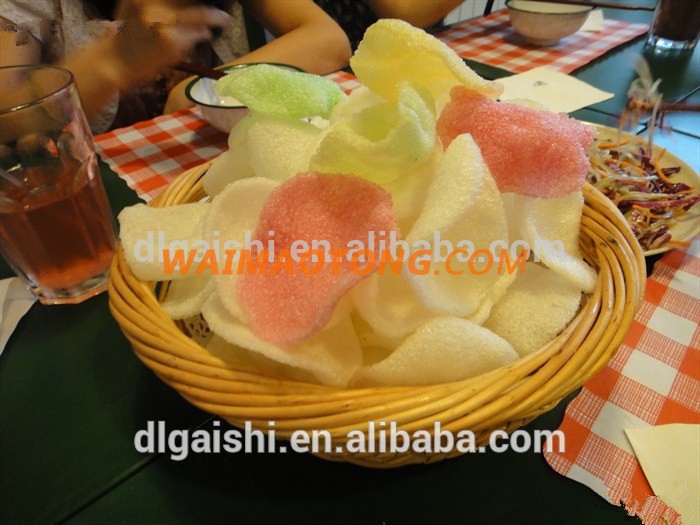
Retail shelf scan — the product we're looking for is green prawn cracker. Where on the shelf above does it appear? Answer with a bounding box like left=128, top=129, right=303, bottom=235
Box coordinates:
left=215, top=64, right=345, bottom=120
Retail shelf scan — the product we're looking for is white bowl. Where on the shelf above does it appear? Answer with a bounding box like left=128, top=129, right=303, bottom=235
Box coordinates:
left=185, top=63, right=302, bottom=133
left=506, top=0, right=593, bottom=46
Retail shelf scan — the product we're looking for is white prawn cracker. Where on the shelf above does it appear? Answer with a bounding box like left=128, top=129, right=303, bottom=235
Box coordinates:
left=352, top=316, right=518, bottom=386
left=407, top=134, right=482, bottom=236
left=161, top=274, right=215, bottom=320
left=328, top=85, right=386, bottom=125
left=203, top=115, right=323, bottom=196
left=350, top=19, right=502, bottom=110
left=381, top=147, right=440, bottom=227
left=117, top=202, right=208, bottom=281
left=405, top=134, right=516, bottom=321
left=246, top=116, right=323, bottom=182
left=201, top=294, right=362, bottom=387
left=206, top=335, right=317, bottom=383
left=204, top=115, right=256, bottom=196
left=351, top=270, right=435, bottom=342
left=484, top=263, right=583, bottom=356
left=508, top=192, right=597, bottom=292
left=202, top=176, right=279, bottom=246
left=202, top=177, right=279, bottom=322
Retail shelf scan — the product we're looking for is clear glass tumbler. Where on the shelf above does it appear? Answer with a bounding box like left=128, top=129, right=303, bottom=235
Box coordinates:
left=0, top=65, right=117, bottom=305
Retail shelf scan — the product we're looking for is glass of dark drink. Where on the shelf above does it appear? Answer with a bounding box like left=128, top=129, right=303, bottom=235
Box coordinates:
left=646, top=0, right=700, bottom=51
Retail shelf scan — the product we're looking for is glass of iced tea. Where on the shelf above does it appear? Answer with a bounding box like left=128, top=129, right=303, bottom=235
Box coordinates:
left=0, top=65, right=117, bottom=305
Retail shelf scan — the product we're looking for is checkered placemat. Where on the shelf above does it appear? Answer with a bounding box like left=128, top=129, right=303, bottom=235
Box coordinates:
left=328, top=70, right=363, bottom=94
left=436, top=9, right=649, bottom=74
left=94, top=108, right=228, bottom=202
left=544, top=238, right=700, bottom=525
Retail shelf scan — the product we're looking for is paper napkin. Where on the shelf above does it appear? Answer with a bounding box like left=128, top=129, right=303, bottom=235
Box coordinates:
left=0, top=278, right=36, bottom=355
left=625, top=424, right=700, bottom=525
left=581, top=9, right=605, bottom=32
left=497, top=66, right=614, bottom=113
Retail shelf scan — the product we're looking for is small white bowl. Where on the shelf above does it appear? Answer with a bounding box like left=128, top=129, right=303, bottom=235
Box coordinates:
left=185, top=63, right=302, bottom=133
left=506, top=0, right=593, bottom=46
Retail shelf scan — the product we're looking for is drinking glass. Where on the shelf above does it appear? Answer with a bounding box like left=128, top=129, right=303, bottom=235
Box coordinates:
left=0, top=65, right=117, bottom=305
left=645, top=0, right=700, bottom=51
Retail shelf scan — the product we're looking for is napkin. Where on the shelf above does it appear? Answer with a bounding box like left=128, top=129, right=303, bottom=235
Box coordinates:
left=581, top=9, right=605, bottom=32
left=0, top=278, right=36, bottom=356
left=497, top=66, right=614, bottom=113
left=625, top=424, right=700, bottom=525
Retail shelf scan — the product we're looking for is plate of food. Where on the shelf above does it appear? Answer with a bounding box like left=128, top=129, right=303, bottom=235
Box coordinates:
left=586, top=123, right=700, bottom=256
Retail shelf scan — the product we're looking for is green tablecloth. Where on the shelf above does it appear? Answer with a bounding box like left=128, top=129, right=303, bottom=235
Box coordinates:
left=1, top=3, right=698, bottom=523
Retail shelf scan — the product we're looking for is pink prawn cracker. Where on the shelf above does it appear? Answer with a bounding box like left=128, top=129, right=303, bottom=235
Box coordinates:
left=437, top=86, right=595, bottom=198
left=237, top=173, right=398, bottom=346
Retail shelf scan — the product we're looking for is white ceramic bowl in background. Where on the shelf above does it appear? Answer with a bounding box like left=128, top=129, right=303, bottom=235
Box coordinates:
left=185, top=63, right=302, bottom=133
left=506, top=0, right=593, bottom=46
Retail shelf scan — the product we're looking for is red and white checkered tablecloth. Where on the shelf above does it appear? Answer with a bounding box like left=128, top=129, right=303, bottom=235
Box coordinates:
left=329, top=70, right=363, bottom=94
left=544, top=238, right=700, bottom=525
left=436, top=9, right=649, bottom=74
left=94, top=108, right=228, bottom=202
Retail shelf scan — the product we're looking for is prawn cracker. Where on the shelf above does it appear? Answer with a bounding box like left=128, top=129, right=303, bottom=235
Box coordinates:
left=215, top=64, right=344, bottom=120
left=352, top=316, right=518, bottom=386
left=351, top=19, right=502, bottom=109
left=237, top=172, right=398, bottom=347
left=118, top=202, right=208, bottom=281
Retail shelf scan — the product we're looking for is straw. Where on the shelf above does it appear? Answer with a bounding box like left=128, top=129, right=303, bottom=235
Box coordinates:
left=0, top=167, right=22, bottom=188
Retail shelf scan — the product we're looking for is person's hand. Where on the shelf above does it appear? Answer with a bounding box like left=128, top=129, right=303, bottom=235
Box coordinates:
left=108, top=1, right=231, bottom=89
left=163, top=76, right=195, bottom=114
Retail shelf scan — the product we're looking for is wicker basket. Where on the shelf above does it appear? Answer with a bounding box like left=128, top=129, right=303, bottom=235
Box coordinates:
left=109, top=162, right=646, bottom=468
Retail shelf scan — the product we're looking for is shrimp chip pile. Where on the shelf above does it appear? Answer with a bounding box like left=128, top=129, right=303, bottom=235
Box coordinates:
left=118, top=20, right=597, bottom=388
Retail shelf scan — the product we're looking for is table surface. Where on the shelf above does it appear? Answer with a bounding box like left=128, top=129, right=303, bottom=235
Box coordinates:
left=1, top=3, right=698, bottom=524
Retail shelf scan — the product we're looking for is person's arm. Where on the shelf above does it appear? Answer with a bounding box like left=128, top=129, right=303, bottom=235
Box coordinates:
left=369, top=0, right=464, bottom=28
left=1, top=2, right=230, bottom=129
left=239, top=0, right=351, bottom=75
left=0, top=18, right=42, bottom=66
left=64, top=3, right=230, bottom=124
left=0, top=16, right=121, bottom=125
left=164, top=0, right=351, bottom=114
